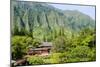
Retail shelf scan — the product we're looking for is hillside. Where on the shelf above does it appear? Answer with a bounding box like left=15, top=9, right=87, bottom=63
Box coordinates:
left=11, top=2, right=95, bottom=37
left=11, top=1, right=96, bottom=65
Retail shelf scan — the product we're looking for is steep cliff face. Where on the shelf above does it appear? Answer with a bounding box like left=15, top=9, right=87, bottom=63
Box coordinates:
left=11, top=2, right=95, bottom=38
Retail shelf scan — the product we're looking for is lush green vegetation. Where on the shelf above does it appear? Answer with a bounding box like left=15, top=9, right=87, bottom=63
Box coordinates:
left=11, top=1, right=96, bottom=65
left=11, top=28, right=96, bottom=64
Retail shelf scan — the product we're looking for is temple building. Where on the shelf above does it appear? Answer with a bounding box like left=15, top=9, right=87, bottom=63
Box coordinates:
left=27, top=42, right=52, bottom=56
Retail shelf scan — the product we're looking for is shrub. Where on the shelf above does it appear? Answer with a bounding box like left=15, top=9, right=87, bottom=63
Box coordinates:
left=27, top=56, right=44, bottom=65
left=49, top=53, right=61, bottom=64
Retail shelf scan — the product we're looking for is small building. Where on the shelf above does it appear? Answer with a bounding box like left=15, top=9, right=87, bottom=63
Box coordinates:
left=27, top=42, right=52, bottom=56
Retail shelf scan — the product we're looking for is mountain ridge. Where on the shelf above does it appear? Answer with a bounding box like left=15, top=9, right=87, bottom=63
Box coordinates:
left=11, top=1, right=95, bottom=38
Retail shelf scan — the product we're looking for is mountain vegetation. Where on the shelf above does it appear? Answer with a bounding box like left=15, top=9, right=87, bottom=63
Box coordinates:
left=11, top=1, right=96, bottom=65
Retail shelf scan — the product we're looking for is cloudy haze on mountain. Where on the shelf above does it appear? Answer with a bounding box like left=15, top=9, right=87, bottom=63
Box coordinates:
left=50, top=3, right=95, bottom=20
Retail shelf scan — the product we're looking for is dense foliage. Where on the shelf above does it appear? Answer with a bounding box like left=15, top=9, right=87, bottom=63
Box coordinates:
left=11, top=36, right=41, bottom=60
left=11, top=1, right=96, bottom=65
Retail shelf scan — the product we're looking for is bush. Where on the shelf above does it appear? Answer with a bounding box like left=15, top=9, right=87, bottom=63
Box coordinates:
left=50, top=53, right=61, bottom=64
left=71, top=46, right=90, bottom=58
left=27, top=56, right=44, bottom=65
left=11, top=36, right=41, bottom=60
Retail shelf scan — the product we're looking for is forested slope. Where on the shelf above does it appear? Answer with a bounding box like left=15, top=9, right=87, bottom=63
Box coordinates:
left=11, top=1, right=96, bottom=65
